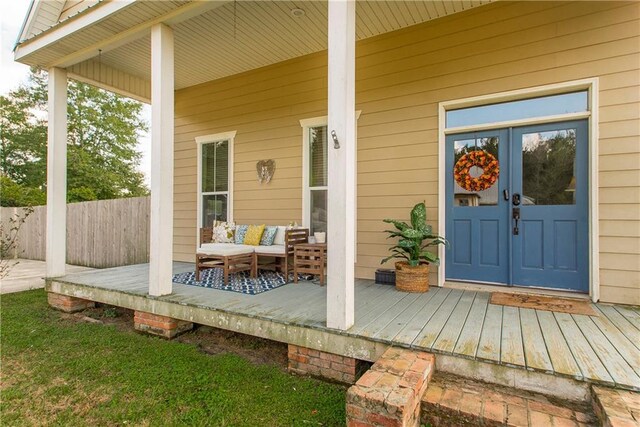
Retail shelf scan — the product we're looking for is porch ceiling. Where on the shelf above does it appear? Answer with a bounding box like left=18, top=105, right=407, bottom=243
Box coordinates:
left=16, top=0, right=492, bottom=94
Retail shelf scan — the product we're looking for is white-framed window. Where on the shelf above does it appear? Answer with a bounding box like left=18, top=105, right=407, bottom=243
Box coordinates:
left=300, top=113, right=361, bottom=235
left=300, top=117, right=328, bottom=235
left=196, top=131, right=235, bottom=230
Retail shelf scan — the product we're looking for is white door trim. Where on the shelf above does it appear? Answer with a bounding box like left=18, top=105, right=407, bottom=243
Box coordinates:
left=437, top=78, right=599, bottom=301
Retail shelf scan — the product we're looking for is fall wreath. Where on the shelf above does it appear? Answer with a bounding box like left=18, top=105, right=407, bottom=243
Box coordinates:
left=453, top=150, right=500, bottom=192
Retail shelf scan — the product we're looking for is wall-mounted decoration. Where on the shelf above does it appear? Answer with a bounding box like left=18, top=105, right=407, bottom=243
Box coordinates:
left=453, top=150, right=499, bottom=192
left=257, top=159, right=276, bottom=184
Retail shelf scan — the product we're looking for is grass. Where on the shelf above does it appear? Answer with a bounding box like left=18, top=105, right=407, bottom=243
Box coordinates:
left=0, top=290, right=347, bottom=426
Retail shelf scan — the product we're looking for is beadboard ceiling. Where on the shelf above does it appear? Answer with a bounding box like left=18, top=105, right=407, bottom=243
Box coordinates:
left=18, top=0, right=492, bottom=92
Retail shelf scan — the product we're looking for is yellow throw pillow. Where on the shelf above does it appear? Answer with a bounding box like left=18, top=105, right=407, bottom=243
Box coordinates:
left=244, top=224, right=266, bottom=246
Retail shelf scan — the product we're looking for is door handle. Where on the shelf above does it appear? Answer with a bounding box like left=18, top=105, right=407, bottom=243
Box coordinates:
left=503, top=189, right=510, bottom=201
left=512, top=207, right=520, bottom=235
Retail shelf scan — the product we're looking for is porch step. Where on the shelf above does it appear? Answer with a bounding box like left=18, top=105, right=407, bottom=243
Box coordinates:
left=592, top=386, right=640, bottom=427
left=346, top=347, right=435, bottom=427
left=421, top=372, right=598, bottom=426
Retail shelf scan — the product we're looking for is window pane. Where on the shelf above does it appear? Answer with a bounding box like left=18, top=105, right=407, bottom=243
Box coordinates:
left=446, top=91, right=588, bottom=128
left=202, top=194, right=228, bottom=227
left=453, top=136, right=500, bottom=207
left=522, top=129, right=576, bottom=205
left=310, top=189, right=327, bottom=234
left=202, top=140, right=229, bottom=193
left=309, top=126, right=327, bottom=187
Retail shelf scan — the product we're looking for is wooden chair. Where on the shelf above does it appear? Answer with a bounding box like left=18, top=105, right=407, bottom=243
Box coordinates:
left=256, top=228, right=309, bottom=278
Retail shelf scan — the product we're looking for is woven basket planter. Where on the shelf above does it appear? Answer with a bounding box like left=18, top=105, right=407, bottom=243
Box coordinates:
left=395, top=261, right=430, bottom=293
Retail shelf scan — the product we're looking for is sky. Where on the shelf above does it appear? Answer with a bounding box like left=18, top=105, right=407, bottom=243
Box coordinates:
left=0, top=0, right=152, bottom=185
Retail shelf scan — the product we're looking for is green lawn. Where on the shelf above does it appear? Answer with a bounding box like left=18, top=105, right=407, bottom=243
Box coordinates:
left=1, top=290, right=346, bottom=426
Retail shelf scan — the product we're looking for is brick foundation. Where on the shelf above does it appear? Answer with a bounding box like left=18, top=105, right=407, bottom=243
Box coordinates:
left=421, top=375, right=596, bottom=427
left=47, top=292, right=95, bottom=313
left=592, top=386, right=640, bottom=427
left=133, top=311, right=193, bottom=339
left=287, top=344, right=368, bottom=384
left=346, top=347, right=435, bottom=427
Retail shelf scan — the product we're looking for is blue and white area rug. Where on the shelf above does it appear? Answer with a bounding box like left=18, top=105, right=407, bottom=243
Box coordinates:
left=173, top=269, right=308, bottom=295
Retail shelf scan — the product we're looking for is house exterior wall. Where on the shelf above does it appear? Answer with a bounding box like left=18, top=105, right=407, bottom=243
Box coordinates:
left=173, top=1, right=640, bottom=305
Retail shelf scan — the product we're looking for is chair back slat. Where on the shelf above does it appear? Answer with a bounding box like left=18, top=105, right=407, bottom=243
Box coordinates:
left=200, top=227, right=213, bottom=245
left=285, top=229, right=309, bottom=253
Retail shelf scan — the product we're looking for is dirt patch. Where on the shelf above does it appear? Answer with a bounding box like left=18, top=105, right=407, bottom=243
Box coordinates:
left=61, top=303, right=288, bottom=370
left=176, top=326, right=288, bottom=369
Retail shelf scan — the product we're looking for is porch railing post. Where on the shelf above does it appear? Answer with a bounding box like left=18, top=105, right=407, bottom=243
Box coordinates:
left=149, top=23, right=174, bottom=296
left=46, top=67, right=68, bottom=278
left=327, top=0, right=356, bottom=330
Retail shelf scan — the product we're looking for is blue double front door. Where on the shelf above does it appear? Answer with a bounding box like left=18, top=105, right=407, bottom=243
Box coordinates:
left=445, top=120, right=589, bottom=292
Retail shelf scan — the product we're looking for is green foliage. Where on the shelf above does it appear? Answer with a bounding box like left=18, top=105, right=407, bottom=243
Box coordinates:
left=0, top=205, right=34, bottom=277
left=0, top=176, right=46, bottom=207
left=0, top=68, right=149, bottom=207
left=1, top=291, right=347, bottom=425
left=382, top=202, right=448, bottom=267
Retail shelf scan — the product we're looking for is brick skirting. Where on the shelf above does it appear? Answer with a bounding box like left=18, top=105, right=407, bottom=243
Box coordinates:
left=287, top=344, right=368, bottom=384
left=133, top=311, right=193, bottom=339
left=47, top=292, right=95, bottom=313
left=347, top=347, right=435, bottom=427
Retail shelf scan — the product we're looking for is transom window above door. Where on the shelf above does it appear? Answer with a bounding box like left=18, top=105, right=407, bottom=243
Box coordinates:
left=196, top=131, right=235, bottom=229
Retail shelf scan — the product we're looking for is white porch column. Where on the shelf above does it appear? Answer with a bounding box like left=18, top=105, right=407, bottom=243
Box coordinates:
left=149, top=23, right=174, bottom=296
left=327, top=0, right=356, bottom=330
left=46, top=67, right=68, bottom=278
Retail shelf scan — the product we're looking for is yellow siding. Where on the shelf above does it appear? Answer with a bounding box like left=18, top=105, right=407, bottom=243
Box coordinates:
left=174, top=1, right=640, bottom=304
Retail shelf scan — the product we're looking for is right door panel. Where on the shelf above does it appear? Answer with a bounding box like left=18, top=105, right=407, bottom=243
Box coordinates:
left=511, top=120, right=589, bottom=291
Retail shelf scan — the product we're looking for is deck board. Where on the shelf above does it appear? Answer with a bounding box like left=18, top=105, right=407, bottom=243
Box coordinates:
left=476, top=303, right=503, bottom=363
left=414, top=289, right=463, bottom=349
left=520, top=308, right=553, bottom=373
left=555, top=312, right=614, bottom=385
left=432, top=291, right=476, bottom=354
left=372, top=291, right=436, bottom=341
left=573, top=314, right=640, bottom=388
left=453, top=291, right=490, bottom=358
left=393, top=287, right=451, bottom=345
left=596, top=305, right=640, bottom=349
left=49, top=262, right=640, bottom=391
left=501, top=306, right=526, bottom=367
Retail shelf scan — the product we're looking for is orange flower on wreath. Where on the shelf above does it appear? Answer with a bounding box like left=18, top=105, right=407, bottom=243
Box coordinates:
left=453, top=150, right=500, bottom=192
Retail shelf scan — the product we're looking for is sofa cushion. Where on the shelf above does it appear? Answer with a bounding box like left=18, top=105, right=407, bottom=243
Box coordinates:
left=273, top=226, right=287, bottom=246
left=260, top=226, right=278, bottom=246
left=254, top=245, right=286, bottom=255
left=212, top=220, right=235, bottom=243
left=198, top=243, right=254, bottom=256
left=244, top=224, right=266, bottom=246
left=235, top=225, right=248, bottom=244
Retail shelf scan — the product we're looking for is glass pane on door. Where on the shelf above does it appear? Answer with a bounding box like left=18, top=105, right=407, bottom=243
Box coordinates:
left=521, top=129, right=577, bottom=205
left=453, top=136, right=500, bottom=207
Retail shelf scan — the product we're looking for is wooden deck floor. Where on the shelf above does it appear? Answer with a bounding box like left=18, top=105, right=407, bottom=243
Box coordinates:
left=50, top=262, right=640, bottom=391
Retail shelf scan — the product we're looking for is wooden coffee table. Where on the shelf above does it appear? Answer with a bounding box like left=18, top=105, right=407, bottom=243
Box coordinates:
left=195, top=252, right=256, bottom=285
left=293, top=243, right=327, bottom=285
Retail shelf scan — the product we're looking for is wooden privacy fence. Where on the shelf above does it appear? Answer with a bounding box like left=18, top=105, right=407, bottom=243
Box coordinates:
left=1, top=196, right=150, bottom=268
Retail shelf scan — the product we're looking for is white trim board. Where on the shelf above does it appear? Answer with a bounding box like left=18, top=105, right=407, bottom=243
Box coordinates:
left=195, top=130, right=236, bottom=248
left=437, top=79, right=599, bottom=302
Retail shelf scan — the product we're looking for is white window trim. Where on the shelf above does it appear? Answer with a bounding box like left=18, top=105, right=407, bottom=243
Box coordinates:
left=437, top=78, right=599, bottom=301
left=195, top=130, right=236, bottom=247
left=300, top=112, right=361, bottom=234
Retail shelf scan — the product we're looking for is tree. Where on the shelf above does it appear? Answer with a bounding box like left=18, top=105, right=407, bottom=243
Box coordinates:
left=0, top=68, right=148, bottom=206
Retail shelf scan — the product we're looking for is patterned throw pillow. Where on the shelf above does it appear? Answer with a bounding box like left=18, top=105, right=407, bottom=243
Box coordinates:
left=260, top=226, right=278, bottom=246
left=235, top=225, right=249, bottom=244
left=212, top=221, right=235, bottom=243
left=244, top=224, right=266, bottom=246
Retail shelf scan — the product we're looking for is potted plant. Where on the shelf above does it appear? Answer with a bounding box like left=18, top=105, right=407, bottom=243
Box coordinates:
left=381, top=202, right=447, bottom=292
